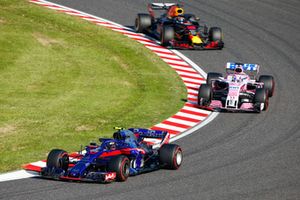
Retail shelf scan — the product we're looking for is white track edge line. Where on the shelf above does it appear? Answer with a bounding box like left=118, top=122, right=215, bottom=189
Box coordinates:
left=0, top=0, right=218, bottom=182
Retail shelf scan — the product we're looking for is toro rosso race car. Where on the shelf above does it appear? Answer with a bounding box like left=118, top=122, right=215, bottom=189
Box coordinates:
left=34, top=128, right=182, bottom=183
left=198, top=62, right=275, bottom=113
left=135, top=3, right=224, bottom=50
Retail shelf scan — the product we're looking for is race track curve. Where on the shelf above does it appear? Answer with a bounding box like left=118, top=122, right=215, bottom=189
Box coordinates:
left=0, top=1, right=299, bottom=199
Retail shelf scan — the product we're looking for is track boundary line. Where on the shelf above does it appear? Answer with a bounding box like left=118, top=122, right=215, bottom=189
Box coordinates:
left=0, top=0, right=218, bottom=182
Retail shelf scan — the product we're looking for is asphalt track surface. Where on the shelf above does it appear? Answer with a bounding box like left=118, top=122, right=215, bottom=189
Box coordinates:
left=1, top=1, right=299, bottom=199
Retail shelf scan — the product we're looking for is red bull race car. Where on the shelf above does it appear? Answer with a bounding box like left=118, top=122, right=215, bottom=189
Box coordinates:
left=135, top=3, right=224, bottom=50
left=25, top=128, right=182, bottom=183
left=198, top=62, right=275, bottom=113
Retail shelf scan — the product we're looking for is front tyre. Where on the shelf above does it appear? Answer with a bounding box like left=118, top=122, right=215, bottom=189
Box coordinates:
left=258, top=75, right=275, bottom=97
left=209, top=27, right=223, bottom=42
left=107, top=155, right=130, bottom=182
left=198, top=84, right=212, bottom=106
left=254, top=88, right=269, bottom=112
left=161, top=26, right=174, bottom=46
left=159, top=144, right=183, bottom=169
left=46, top=149, right=69, bottom=171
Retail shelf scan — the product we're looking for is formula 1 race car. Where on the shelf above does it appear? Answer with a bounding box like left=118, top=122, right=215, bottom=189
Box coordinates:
left=37, top=128, right=182, bottom=183
left=198, top=62, right=275, bottom=113
left=135, top=3, right=224, bottom=50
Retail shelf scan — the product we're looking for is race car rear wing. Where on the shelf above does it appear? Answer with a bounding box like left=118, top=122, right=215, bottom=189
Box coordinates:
left=129, top=128, right=168, bottom=139
left=129, top=128, right=170, bottom=147
left=148, top=3, right=180, bottom=18
left=226, top=62, right=260, bottom=78
left=149, top=3, right=178, bottom=10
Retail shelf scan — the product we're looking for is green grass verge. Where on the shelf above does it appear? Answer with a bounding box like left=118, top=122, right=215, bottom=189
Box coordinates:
left=0, top=0, right=186, bottom=172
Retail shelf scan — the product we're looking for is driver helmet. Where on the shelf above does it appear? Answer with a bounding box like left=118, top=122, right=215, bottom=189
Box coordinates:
left=108, top=141, right=116, bottom=150
left=168, top=6, right=184, bottom=17
left=234, top=66, right=243, bottom=74
left=175, top=7, right=184, bottom=16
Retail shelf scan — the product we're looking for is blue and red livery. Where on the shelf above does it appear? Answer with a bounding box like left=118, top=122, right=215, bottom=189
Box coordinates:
left=135, top=3, right=224, bottom=50
left=27, top=128, right=183, bottom=183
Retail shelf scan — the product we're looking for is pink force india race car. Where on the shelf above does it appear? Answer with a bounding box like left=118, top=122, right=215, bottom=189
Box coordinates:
left=197, top=62, right=275, bottom=113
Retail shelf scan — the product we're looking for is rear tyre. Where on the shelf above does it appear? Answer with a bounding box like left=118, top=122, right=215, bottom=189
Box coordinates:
left=258, top=75, right=275, bottom=97
left=206, top=72, right=223, bottom=85
left=161, top=26, right=174, bottom=46
left=254, top=88, right=269, bottom=112
left=107, top=155, right=130, bottom=182
left=198, top=84, right=212, bottom=106
left=159, top=144, right=182, bottom=169
left=209, top=27, right=223, bottom=42
left=135, top=14, right=152, bottom=33
left=46, top=149, right=69, bottom=171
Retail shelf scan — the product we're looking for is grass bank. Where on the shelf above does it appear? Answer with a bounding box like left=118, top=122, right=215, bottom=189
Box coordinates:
left=0, top=0, right=186, bottom=172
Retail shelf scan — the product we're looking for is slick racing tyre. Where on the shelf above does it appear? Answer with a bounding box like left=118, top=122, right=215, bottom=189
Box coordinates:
left=107, top=155, right=130, bottom=182
left=206, top=72, right=223, bottom=85
left=46, top=149, right=69, bottom=171
left=198, top=84, right=212, bottom=106
left=159, top=144, right=182, bottom=170
left=254, top=88, right=269, bottom=112
left=135, top=13, right=152, bottom=33
left=209, top=27, right=223, bottom=42
left=161, top=26, right=174, bottom=46
left=258, top=75, right=275, bottom=97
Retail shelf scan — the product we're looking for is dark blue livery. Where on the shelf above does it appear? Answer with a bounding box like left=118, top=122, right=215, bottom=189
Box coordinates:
left=40, top=128, right=183, bottom=183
